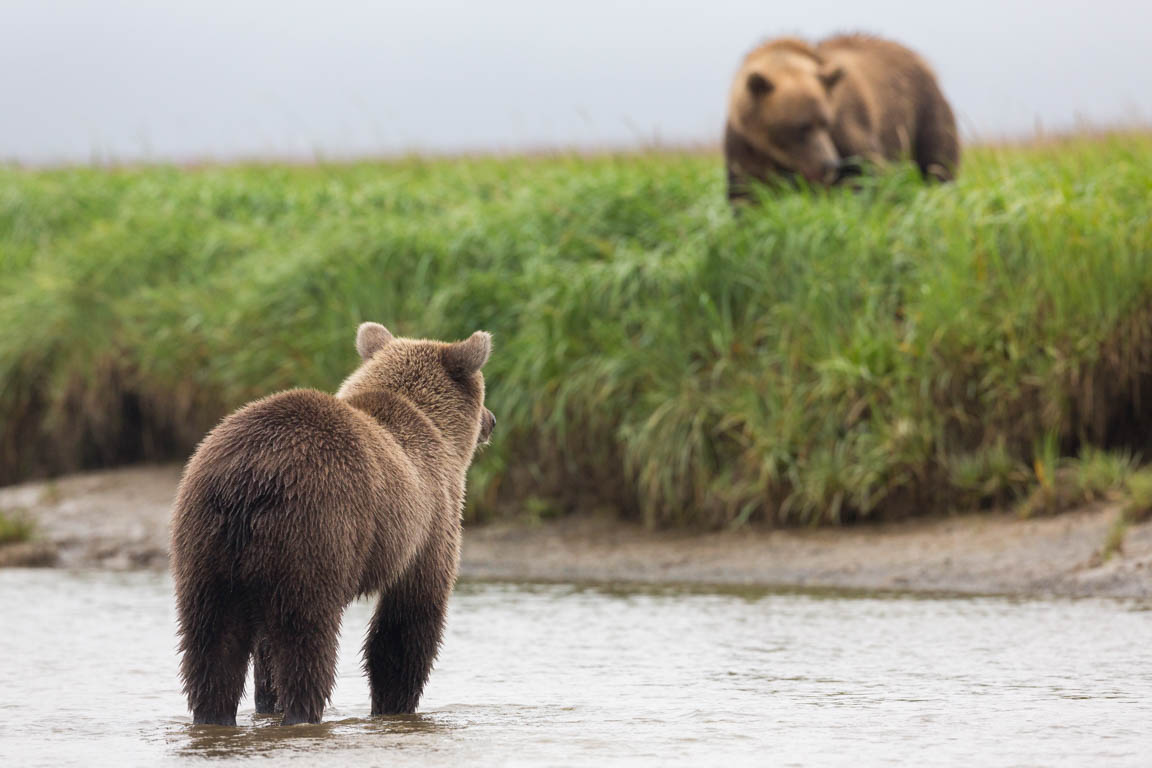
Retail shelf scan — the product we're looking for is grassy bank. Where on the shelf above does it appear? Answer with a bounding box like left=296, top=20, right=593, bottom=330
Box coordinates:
left=2, top=134, right=1151, bottom=526
left=0, top=508, right=35, bottom=545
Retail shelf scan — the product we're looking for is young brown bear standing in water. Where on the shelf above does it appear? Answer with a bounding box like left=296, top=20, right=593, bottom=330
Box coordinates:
left=172, top=323, right=495, bottom=726
left=725, top=34, right=960, bottom=203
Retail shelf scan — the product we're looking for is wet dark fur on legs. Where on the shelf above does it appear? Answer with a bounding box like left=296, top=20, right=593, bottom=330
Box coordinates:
left=172, top=323, right=495, bottom=726
left=253, top=635, right=282, bottom=716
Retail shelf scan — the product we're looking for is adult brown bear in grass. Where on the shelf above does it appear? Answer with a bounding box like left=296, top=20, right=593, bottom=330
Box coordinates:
left=171, top=323, right=496, bottom=726
left=725, top=34, right=960, bottom=203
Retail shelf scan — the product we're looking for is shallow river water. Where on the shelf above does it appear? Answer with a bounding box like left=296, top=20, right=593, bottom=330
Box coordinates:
left=1, top=570, right=1149, bottom=767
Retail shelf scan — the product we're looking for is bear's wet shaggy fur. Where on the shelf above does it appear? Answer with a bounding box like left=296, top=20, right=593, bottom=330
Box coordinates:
left=725, top=34, right=960, bottom=202
left=171, top=323, right=495, bottom=726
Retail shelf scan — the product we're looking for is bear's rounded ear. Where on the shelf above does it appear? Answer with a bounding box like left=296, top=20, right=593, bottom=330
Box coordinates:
left=443, top=331, right=492, bottom=378
left=356, top=322, right=393, bottom=360
left=747, top=73, right=773, bottom=98
left=819, top=67, right=844, bottom=91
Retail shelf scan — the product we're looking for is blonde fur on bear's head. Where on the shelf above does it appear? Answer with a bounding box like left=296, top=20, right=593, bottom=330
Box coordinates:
left=728, top=39, right=844, bottom=184
left=338, top=323, right=494, bottom=460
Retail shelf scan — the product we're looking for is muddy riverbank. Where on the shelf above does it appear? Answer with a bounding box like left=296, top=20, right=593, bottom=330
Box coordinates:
left=1, top=465, right=1149, bottom=598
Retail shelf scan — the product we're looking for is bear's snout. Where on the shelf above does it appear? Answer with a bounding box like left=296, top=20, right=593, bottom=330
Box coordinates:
left=479, top=408, right=495, bottom=444
left=803, top=158, right=841, bottom=186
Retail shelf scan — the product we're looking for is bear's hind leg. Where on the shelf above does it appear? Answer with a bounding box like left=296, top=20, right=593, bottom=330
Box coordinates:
left=265, top=605, right=343, bottom=725
left=913, top=91, right=960, bottom=183
left=253, top=633, right=282, bottom=715
left=176, top=580, right=254, bottom=726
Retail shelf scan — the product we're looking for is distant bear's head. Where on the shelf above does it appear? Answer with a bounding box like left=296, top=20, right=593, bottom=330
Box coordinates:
left=729, top=46, right=845, bottom=185
left=337, top=322, right=494, bottom=459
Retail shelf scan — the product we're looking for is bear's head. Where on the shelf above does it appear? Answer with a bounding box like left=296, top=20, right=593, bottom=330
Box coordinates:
left=730, top=46, right=845, bottom=185
left=337, top=322, right=495, bottom=459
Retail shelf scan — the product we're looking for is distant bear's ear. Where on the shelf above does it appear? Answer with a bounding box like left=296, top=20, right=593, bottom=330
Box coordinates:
left=356, top=322, right=393, bottom=360
left=819, top=67, right=844, bottom=91
left=443, top=331, right=492, bottom=378
left=746, top=73, right=773, bottom=98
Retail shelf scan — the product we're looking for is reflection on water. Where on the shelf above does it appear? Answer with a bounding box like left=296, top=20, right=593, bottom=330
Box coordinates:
left=176, top=713, right=460, bottom=759
left=0, top=570, right=1149, bottom=767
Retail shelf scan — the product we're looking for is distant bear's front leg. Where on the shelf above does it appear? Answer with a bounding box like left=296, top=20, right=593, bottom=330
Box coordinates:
left=364, top=542, right=456, bottom=715
left=726, top=165, right=755, bottom=206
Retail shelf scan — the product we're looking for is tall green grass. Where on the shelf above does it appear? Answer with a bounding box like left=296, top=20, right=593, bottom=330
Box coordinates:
left=2, top=134, right=1151, bottom=526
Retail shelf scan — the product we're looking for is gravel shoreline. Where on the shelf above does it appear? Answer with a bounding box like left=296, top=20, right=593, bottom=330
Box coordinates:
left=2, top=465, right=1150, bottom=598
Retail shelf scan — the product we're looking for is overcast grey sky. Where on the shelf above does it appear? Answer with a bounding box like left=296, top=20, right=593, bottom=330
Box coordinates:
left=3, top=0, right=1150, bottom=163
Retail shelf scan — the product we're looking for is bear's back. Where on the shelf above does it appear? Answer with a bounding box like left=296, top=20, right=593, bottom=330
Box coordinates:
left=208, top=389, right=375, bottom=469
left=817, top=35, right=948, bottom=156
left=172, top=389, right=431, bottom=590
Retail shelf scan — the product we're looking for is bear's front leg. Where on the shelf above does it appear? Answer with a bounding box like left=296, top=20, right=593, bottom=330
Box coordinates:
left=363, top=543, right=455, bottom=715
left=253, top=634, right=282, bottom=715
